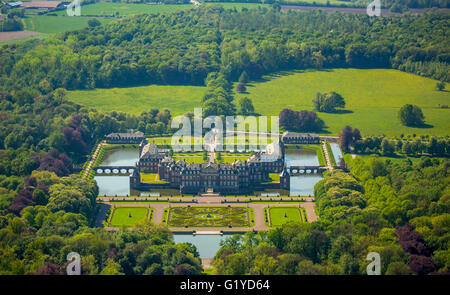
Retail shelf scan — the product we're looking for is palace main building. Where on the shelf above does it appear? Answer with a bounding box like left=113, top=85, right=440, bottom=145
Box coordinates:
left=103, top=131, right=321, bottom=194
left=132, top=142, right=288, bottom=194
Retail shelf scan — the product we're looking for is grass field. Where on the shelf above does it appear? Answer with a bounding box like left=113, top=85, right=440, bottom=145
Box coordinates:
left=23, top=15, right=113, bottom=34
left=280, top=0, right=355, bottom=5
left=173, top=152, right=206, bottom=163
left=56, top=3, right=194, bottom=17
left=109, top=207, right=151, bottom=227
left=66, top=84, right=206, bottom=116
left=234, top=69, right=450, bottom=137
left=54, top=2, right=266, bottom=17
left=66, top=69, right=449, bottom=137
left=167, top=206, right=250, bottom=228
left=269, top=207, right=304, bottom=226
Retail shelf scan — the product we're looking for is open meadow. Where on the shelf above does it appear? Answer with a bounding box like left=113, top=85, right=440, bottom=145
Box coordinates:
left=109, top=207, right=151, bottom=227
left=22, top=15, right=113, bottom=34
left=268, top=207, right=305, bottom=226
left=67, top=69, right=450, bottom=137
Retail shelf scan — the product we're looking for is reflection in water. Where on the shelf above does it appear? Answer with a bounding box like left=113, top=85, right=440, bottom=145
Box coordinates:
left=330, top=143, right=343, bottom=164
left=95, top=176, right=130, bottom=196
left=285, top=149, right=322, bottom=196
left=100, top=148, right=139, bottom=166
left=173, top=234, right=233, bottom=258
left=290, top=175, right=323, bottom=196
left=285, top=149, right=319, bottom=167
left=94, top=148, right=324, bottom=197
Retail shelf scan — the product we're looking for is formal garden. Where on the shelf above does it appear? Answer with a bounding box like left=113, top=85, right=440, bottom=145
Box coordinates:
left=265, top=207, right=306, bottom=227
left=166, top=206, right=254, bottom=228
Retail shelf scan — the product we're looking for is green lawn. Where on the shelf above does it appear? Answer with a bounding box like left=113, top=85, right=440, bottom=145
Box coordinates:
left=269, top=207, right=303, bottom=226
left=167, top=206, right=250, bottom=228
left=141, top=173, right=169, bottom=184
left=23, top=16, right=113, bottom=34
left=55, top=2, right=266, bottom=17
left=55, top=3, right=194, bottom=17
left=281, top=0, right=359, bottom=5
left=174, top=152, right=206, bottom=163
left=66, top=84, right=206, bottom=116
left=67, top=69, right=450, bottom=137
left=285, top=144, right=326, bottom=166
left=325, top=140, right=336, bottom=166
left=218, top=152, right=252, bottom=163
left=234, top=69, right=450, bottom=137
left=109, top=207, right=151, bottom=227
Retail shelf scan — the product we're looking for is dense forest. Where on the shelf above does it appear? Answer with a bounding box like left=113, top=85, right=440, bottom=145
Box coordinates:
left=0, top=5, right=448, bottom=275
left=1, top=7, right=449, bottom=92
left=0, top=172, right=202, bottom=275
left=211, top=157, right=449, bottom=275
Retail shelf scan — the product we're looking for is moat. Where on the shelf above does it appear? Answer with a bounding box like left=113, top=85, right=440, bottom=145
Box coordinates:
left=94, top=146, right=326, bottom=197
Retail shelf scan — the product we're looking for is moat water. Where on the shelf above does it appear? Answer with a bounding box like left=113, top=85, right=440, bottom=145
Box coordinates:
left=285, top=149, right=320, bottom=167
left=330, top=143, right=344, bottom=164
left=100, top=148, right=139, bottom=166
left=95, top=148, right=324, bottom=196
left=95, top=148, right=323, bottom=257
left=173, top=234, right=232, bottom=258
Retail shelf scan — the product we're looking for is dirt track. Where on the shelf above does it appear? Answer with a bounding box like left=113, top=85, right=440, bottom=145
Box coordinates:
left=0, top=31, right=40, bottom=42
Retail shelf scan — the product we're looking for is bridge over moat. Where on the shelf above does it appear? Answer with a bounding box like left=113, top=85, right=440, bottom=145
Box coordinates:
left=93, top=166, right=136, bottom=175
left=288, top=166, right=327, bottom=175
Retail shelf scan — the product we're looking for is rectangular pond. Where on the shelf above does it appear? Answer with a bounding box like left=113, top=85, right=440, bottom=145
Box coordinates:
left=173, top=234, right=234, bottom=258
left=290, top=175, right=323, bottom=197
left=285, top=149, right=319, bottom=167
left=95, top=176, right=130, bottom=196
left=100, top=148, right=139, bottom=166
left=285, top=148, right=323, bottom=196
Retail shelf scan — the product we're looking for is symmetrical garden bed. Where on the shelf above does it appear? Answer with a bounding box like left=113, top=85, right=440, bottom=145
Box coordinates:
left=167, top=206, right=252, bottom=228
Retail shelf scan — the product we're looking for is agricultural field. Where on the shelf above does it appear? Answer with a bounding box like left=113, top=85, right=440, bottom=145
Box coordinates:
left=66, top=84, right=206, bottom=116
left=22, top=15, right=112, bottom=34
left=268, top=207, right=304, bottom=226
left=109, top=207, right=152, bottom=227
left=280, top=0, right=355, bottom=5
left=55, top=3, right=194, bottom=17
left=173, top=152, right=206, bottom=163
left=167, top=206, right=252, bottom=227
left=67, top=69, right=449, bottom=137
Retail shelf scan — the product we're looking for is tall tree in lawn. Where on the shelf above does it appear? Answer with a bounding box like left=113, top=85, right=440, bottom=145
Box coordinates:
left=238, top=71, right=249, bottom=84
left=238, top=97, right=254, bottom=115
left=398, top=104, right=425, bottom=127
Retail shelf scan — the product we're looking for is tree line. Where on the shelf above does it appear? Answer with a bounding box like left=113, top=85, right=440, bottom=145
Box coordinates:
left=211, top=157, right=449, bottom=274
left=1, top=7, right=449, bottom=95
left=339, top=125, right=450, bottom=156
